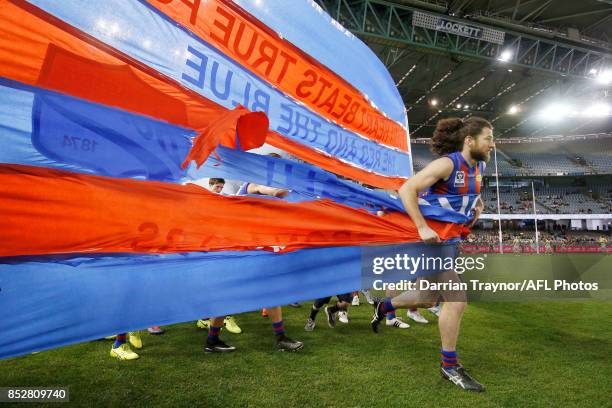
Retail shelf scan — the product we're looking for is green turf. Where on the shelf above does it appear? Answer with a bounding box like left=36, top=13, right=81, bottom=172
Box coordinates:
left=1, top=255, right=611, bottom=407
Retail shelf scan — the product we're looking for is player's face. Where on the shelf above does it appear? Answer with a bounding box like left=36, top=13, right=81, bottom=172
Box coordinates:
left=211, top=182, right=224, bottom=193
left=470, top=127, right=494, bottom=162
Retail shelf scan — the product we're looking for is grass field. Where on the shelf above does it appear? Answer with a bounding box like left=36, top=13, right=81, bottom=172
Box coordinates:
left=1, top=255, right=611, bottom=407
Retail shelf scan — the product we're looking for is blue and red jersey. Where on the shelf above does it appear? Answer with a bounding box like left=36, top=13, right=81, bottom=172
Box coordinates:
left=419, top=151, right=485, bottom=222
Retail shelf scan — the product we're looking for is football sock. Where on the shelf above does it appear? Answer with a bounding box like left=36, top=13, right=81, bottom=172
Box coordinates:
left=113, top=333, right=127, bottom=349
left=272, top=321, right=285, bottom=337
left=208, top=326, right=221, bottom=341
left=441, top=349, right=459, bottom=368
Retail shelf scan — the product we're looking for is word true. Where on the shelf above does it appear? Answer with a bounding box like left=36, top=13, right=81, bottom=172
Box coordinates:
left=372, top=254, right=486, bottom=275
left=155, top=0, right=403, bottom=143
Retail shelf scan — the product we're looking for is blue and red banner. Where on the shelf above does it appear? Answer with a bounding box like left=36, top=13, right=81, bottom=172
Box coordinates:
left=0, top=0, right=469, bottom=359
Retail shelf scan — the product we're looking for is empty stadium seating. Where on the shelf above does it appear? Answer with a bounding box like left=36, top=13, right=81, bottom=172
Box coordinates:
left=410, top=136, right=612, bottom=176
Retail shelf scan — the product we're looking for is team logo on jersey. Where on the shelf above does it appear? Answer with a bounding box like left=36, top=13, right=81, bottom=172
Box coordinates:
left=454, top=171, right=466, bottom=186
left=476, top=174, right=482, bottom=183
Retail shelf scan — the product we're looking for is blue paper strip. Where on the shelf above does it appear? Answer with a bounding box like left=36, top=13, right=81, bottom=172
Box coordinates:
left=0, top=242, right=452, bottom=360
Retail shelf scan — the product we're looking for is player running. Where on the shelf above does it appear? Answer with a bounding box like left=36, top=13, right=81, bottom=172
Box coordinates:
left=304, top=293, right=352, bottom=331
left=370, top=117, right=494, bottom=392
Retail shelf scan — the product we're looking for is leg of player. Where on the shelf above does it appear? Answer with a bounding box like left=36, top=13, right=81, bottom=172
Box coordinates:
left=436, top=271, right=484, bottom=392
left=205, top=317, right=236, bottom=353
left=371, top=272, right=484, bottom=391
left=438, top=300, right=483, bottom=392
left=371, top=280, right=438, bottom=332
left=110, top=333, right=139, bottom=361
left=267, top=306, right=304, bottom=351
left=334, top=293, right=353, bottom=325
left=305, top=297, right=331, bottom=331
left=384, top=289, right=409, bottom=328
left=324, top=299, right=351, bottom=327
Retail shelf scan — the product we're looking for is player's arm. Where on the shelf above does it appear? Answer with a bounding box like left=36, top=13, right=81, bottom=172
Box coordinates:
left=398, top=157, right=453, bottom=244
left=247, top=183, right=289, bottom=198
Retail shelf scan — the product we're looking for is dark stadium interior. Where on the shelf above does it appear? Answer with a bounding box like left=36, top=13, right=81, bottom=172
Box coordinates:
left=316, top=0, right=612, bottom=139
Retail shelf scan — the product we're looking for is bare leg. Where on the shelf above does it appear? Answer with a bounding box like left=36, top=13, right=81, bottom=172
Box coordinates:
left=438, top=301, right=466, bottom=351
left=268, top=306, right=304, bottom=351
left=267, top=306, right=282, bottom=323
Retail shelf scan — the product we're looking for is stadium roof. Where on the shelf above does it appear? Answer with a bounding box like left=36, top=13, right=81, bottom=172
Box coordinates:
left=316, top=0, right=612, bottom=139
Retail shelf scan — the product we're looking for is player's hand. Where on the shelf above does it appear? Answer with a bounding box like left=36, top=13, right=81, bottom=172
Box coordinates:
left=418, top=225, right=440, bottom=244
left=467, top=207, right=482, bottom=228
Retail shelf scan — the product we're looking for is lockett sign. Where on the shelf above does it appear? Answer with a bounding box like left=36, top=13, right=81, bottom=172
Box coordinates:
left=436, top=18, right=483, bottom=39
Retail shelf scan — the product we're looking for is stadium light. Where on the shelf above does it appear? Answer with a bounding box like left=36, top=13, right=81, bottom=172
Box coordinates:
left=456, top=103, right=462, bottom=109
left=464, top=104, right=470, bottom=110
left=430, top=98, right=438, bottom=106
left=508, top=105, right=519, bottom=115
left=498, top=50, right=513, bottom=62
left=595, top=70, right=611, bottom=85
left=539, top=104, right=570, bottom=121
left=589, top=68, right=598, bottom=75
left=583, top=103, right=611, bottom=117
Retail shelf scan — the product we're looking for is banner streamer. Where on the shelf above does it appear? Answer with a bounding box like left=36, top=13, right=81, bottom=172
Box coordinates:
left=0, top=0, right=409, bottom=188
left=0, top=164, right=464, bottom=257
left=20, top=0, right=412, bottom=178
left=0, top=0, right=471, bottom=362
left=0, top=242, right=456, bottom=360
left=144, top=0, right=408, bottom=150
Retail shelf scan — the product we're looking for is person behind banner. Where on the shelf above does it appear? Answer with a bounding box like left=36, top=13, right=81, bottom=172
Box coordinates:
left=196, top=178, right=243, bottom=336
left=304, top=293, right=353, bottom=331
left=205, top=166, right=304, bottom=353
left=369, top=117, right=493, bottom=392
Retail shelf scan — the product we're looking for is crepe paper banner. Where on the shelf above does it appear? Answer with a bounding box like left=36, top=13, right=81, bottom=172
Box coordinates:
left=0, top=79, right=468, bottom=222
left=0, top=164, right=465, bottom=257
left=197, top=146, right=473, bottom=224
left=0, top=242, right=457, bottom=360
left=17, top=0, right=412, bottom=178
left=0, top=0, right=410, bottom=188
left=145, top=0, right=408, bottom=150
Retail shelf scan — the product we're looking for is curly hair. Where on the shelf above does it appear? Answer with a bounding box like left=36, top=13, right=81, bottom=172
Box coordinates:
left=430, top=116, right=492, bottom=156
